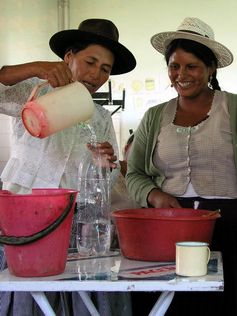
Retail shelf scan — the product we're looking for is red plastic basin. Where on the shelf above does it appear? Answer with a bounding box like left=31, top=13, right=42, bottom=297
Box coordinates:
left=112, top=208, right=220, bottom=262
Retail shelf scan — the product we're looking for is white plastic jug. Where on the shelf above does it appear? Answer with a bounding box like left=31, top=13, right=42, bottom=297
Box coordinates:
left=21, top=81, right=94, bottom=138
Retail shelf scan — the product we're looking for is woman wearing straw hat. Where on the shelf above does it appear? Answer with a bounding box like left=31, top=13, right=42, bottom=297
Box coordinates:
left=0, top=19, right=136, bottom=316
left=127, top=17, right=237, bottom=315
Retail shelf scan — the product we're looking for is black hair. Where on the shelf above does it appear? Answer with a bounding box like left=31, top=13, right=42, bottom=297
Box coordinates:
left=65, top=40, right=115, bottom=57
left=126, top=133, right=134, bottom=146
left=65, top=41, right=92, bottom=55
left=165, top=39, right=221, bottom=90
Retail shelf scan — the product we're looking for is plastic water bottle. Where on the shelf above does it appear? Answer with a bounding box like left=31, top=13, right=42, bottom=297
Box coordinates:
left=76, top=143, right=111, bottom=257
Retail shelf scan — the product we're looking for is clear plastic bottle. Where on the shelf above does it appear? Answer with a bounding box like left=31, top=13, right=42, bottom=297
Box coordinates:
left=76, top=143, right=111, bottom=257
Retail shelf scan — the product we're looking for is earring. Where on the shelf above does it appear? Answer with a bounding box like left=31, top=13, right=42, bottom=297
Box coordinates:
left=208, top=75, right=213, bottom=89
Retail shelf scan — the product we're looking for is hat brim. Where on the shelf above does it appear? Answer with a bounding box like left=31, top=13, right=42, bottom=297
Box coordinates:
left=49, top=30, right=136, bottom=75
left=151, top=31, right=233, bottom=68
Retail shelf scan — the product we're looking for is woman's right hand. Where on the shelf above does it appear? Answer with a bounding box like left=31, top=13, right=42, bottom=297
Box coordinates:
left=147, top=188, right=181, bottom=208
left=0, top=61, right=73, bottom=87
left=35, top=61, right=73, bottom=87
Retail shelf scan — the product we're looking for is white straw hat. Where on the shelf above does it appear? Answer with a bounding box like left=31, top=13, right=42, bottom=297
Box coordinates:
left=151, top=17, right=233, bottom=68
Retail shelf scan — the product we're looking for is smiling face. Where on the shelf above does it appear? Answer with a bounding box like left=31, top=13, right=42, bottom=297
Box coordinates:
left=64, top=44, right=114, bottom=94
left=168, top=48, right=214, bottom=99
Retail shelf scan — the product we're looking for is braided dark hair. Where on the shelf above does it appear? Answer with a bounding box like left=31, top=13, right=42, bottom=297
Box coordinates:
left=210, top=70, right=221, bottom=90
left=165, top=39, right=221, bottom=91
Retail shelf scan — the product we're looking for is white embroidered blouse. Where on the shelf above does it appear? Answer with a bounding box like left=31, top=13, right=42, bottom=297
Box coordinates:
left=0, top=78, right=119, bottom=193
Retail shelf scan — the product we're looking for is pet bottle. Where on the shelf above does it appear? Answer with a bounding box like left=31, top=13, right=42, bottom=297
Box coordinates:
left=76, top=145, right=111, bottom=256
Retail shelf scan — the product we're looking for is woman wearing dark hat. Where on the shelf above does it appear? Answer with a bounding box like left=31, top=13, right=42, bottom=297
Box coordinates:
left=127, top=17, right=237, bottom=315
left=0, top=19, right=135, bottom=315
left=0, top=18, right=136, bottom=194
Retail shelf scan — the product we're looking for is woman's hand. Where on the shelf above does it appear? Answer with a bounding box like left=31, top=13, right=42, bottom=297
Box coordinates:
left=148, top=188, right=181, bottom=208
left=0, top=62, right=73, bottom=87
left=35, top=61, right=73, bottom=87
left=87, top=142, right=118, bottom=169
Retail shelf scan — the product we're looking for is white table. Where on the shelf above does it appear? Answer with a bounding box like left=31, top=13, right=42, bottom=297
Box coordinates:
left=0, top=251, right=223, bottom=316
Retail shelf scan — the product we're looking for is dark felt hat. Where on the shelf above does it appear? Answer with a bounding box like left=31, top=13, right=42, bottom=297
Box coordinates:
left=49, top=18, right=136, bottom=75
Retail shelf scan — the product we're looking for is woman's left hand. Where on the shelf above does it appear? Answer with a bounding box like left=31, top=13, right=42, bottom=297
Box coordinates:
left=87, top=142, right=118, bottom=169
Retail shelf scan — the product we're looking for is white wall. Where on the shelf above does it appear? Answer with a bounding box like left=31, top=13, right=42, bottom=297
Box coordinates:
left=1, top=0, right=237, bottom=169
left=0, top=0, right=57, bottom=174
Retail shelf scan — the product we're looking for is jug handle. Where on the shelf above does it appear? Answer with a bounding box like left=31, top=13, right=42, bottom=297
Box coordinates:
left=27, top=81, right=49, bottom=102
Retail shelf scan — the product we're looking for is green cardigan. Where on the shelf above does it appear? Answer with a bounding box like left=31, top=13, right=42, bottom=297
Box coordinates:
left=126, top=91, right=237, bottom=207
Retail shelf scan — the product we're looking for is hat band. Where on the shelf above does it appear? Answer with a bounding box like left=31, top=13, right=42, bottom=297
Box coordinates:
left=178, top=29, right=210, bottom=39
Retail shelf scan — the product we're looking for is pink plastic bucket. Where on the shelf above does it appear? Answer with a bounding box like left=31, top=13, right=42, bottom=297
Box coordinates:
left=0, top=189, right=78, bottom=277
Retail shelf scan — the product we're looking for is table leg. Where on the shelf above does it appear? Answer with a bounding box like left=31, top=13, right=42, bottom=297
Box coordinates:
left=148, top=291, right=175, bottom=316
left=31, top=292, right=56, bottom=316
left=78, top=291, right=100, bottom=316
